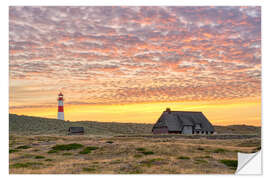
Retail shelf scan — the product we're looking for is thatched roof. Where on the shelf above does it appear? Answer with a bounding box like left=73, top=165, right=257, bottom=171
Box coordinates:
left=153, top=110, right=214, bottom=132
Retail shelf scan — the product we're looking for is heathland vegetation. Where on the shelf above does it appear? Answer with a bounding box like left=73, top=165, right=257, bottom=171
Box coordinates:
left=9, top=114, right=261, bottom=174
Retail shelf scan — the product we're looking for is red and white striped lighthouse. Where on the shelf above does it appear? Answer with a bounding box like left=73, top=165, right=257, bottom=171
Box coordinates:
left=57, top=92, right=64, bottom=120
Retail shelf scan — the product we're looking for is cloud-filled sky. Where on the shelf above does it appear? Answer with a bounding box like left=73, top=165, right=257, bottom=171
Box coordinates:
left=9, top=6, right=261, bottom=125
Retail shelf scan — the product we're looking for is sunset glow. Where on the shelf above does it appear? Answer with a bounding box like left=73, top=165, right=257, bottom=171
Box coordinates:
left=9, top=7, right=261, bottom=125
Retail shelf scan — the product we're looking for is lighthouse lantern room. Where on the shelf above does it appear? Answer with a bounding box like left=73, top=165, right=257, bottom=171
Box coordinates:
left=57, top=92, right=64, bottom=120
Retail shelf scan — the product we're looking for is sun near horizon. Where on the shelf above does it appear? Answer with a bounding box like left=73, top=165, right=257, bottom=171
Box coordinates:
left=9, top=7, right=261, bottom=126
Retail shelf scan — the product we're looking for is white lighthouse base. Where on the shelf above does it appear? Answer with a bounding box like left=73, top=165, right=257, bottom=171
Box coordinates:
left=58, top=112, right=64, bottom=120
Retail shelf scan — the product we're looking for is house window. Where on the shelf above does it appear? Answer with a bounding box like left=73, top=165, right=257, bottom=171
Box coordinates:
left=195, top=124, right=201, bottom=129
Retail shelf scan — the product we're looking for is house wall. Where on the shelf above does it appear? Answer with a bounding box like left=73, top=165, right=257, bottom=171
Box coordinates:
left=152, top=127, right=168, bottom=134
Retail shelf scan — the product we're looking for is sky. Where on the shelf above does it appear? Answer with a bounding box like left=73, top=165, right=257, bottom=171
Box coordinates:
left=9, top=6, right=261, bottom=125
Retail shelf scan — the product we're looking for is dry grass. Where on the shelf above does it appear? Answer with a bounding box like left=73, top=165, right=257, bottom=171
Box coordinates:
left=9, top=114, right=261, bottom=174
left=9, top=134, right=260, bottom=174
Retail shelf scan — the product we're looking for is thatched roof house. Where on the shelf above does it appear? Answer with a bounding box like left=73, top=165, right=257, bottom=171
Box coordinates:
left=152, top=108, right=214, bottom=134
left=68, top=127, right=84, bottom=135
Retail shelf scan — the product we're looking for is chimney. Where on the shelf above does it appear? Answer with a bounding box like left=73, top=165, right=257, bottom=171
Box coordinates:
left=166, top=108, right=171, bottom=114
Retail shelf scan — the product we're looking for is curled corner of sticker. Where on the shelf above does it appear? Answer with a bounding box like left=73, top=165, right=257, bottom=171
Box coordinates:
left=235, top=150, right=262, bottom=175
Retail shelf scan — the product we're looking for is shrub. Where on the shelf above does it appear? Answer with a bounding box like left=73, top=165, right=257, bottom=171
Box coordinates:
left=79, top=146, right=99, bottom=154
left=47, top=149, right=58, bottom=154
left=195, top=159, right=208, bottom=163
left=106, top=141, right=114, bottom=144
left=45, top=159, right=53, bottom=161
left=142, top=151, right=154, bottom=155
left=9, top=149, right=19, bottom=153
left=134, top=154, right=143, bottom=158
left=135, top=148, right=154, bottom=155
left=197, top=147, right=204, bottom=151
left=51, top=143, right=83, bottom=151
left=22, top=154, right=34, bottom=158
left=177, top=156, right=190, bottom=160
left=35, top=155, right=45, bottom=159
left=196, top=155, right=211, bottom=159
left=220, top=159, right=238, bottom=169
left=213, top=148, right=228, bottom=153
left=10, top=163, right=29, bottom=168
left=136, top=148, right=146, bottom=152
left=83, top=167, right=96, bottom=172
left=16, top=145, right=31, bottom=149
left=10, top=162, right=43, bottom=168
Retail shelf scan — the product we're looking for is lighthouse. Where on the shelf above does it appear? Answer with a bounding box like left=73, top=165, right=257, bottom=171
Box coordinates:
left=57, top=92, right=64, bottom=120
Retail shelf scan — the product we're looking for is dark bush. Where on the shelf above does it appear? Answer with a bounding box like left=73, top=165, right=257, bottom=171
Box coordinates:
left=142, top=151, right=154, bottom=155
left=51, top=143, right=83, bottom=151
left=9, top=149, right=19, bottom=153
left=136, top=148, right=146, bottom=152
left=47, top=149, right=58, bottom=154
left=83, top=167, right=96, bottom=172
left=177, top=156, right=190, bottom=160
left=16, top=145, right=31, bottom=149
left=35, top=155, right=45, bottom=159
left=213, top=148, right=228, bottom=153
left=195, top=159, right=208, bottom=163
left=10, top=162, right=43, bottom=168
left=220, top=159, right=238, bottom=169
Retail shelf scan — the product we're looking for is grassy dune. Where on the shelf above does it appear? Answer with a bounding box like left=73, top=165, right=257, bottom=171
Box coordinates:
left=9, top=114, right=153, bottom=135
left=9, top=114, right=261, bottom=135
